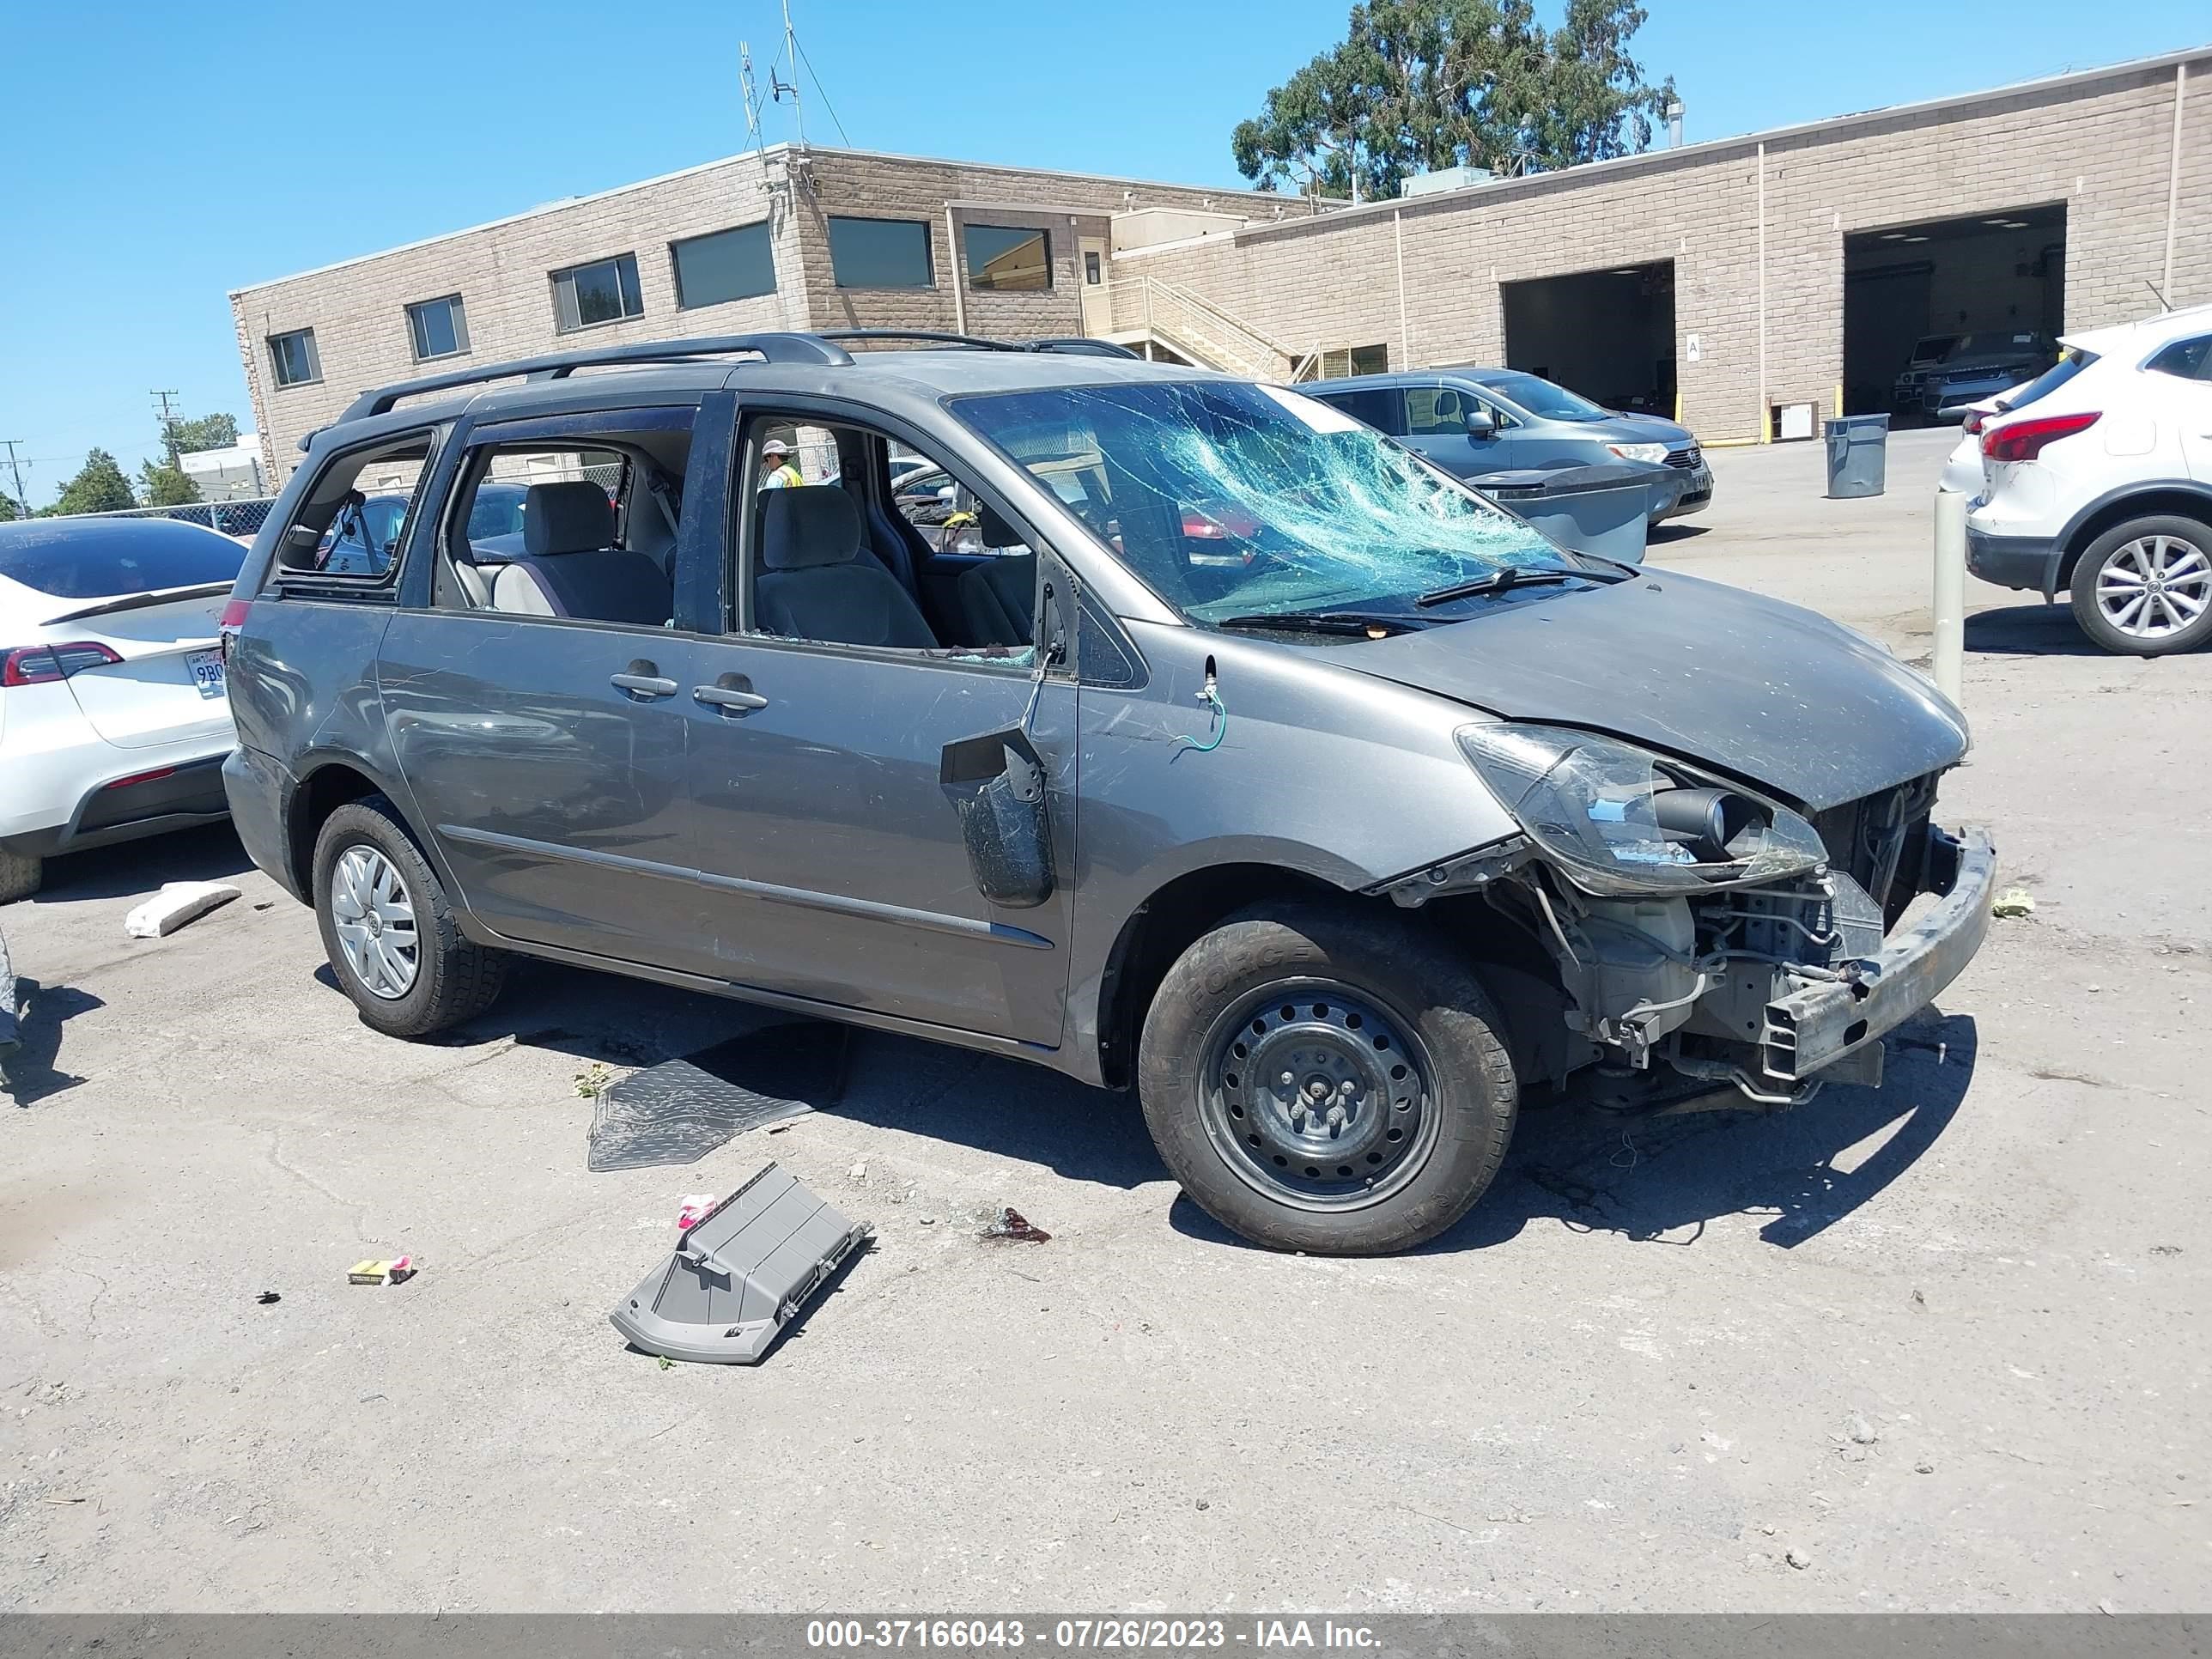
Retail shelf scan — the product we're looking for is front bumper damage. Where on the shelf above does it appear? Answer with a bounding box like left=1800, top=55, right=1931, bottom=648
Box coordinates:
left=1762, top=824, right=1995, bottom=1081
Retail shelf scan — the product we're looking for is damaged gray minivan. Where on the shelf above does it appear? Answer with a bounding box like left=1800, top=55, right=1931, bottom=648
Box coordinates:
left=222, top=331, right=1995, bottom=1255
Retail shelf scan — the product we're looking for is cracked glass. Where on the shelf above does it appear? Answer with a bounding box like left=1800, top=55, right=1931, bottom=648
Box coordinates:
left=953, top=379, right=1571, bottom=624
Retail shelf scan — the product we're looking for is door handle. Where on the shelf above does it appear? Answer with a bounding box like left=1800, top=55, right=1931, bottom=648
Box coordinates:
left=693, top=672, right=769, bottom=715
left=611, top=659, right=678, bottom=700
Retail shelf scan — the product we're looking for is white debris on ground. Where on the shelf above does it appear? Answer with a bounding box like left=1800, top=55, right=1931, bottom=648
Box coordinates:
left=124, top=881, right=241, bottom=939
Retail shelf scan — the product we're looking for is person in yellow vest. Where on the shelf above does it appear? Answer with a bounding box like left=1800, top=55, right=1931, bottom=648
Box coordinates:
left=760, top=436, right=805, bottom=490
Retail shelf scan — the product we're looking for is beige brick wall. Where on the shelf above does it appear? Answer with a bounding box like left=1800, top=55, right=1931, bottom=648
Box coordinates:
left=233, top=148, right=1291, bottom=477
left=1132, top=54, right=2212, bottom=442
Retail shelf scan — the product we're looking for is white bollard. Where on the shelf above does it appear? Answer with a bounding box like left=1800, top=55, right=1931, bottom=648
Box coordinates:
left=1932, top=489, right=1966, bottom=705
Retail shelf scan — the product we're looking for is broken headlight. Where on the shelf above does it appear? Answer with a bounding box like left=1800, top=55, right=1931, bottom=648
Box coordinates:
left=1455, top=722, right=1827, bottom=896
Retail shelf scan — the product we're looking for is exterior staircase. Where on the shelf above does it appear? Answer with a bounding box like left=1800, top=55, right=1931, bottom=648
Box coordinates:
left=1103, top=274, right=1322, bottom=381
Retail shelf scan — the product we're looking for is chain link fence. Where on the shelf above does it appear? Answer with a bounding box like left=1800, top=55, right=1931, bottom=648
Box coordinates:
left=53, top=498, right=278, bottom=541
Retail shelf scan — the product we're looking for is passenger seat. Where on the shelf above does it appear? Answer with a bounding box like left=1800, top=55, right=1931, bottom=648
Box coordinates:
left=955, top=554, right=1036, bottom=647
left=489, top=481, right=672, bottom=626
left=756, top=487, right=938, bottom=648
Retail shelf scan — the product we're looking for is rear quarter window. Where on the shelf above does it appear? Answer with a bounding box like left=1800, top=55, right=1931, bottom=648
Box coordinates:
left=0, top=520, right=246, bottom=599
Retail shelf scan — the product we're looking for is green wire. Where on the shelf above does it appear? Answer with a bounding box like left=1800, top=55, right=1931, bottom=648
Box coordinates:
left=1175, top=683, right=1227, bottom=754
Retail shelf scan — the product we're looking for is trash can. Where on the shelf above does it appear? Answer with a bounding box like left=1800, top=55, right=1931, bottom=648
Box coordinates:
left=1472, top=464, right=1654, bottom=564
left=1823, top=412, right=1891, bottom=499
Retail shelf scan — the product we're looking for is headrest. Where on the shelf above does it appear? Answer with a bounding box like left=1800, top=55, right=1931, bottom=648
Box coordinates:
left=761, top=486, right=863, bottom=571
left=523, top=481, right=617, bottom=558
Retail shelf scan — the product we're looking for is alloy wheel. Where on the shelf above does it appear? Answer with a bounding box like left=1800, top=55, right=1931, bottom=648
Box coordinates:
left=2096, top=534, right=2211, bottom=640
left=330, top=844, right=419, bottom=1000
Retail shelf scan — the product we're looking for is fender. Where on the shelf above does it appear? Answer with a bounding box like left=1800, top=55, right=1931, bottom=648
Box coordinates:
left=2049, top=479, right=2212, bottom=599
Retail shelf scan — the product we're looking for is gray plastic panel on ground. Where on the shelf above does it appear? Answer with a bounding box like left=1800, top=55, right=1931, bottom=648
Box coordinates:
left=609, top=1163, right=870, bottom=1364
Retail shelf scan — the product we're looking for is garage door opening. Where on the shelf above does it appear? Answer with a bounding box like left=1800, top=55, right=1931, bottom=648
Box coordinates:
left=1844, top=204, right=2066, bottom=421
left=1501, top=262, right=1676, bottom=417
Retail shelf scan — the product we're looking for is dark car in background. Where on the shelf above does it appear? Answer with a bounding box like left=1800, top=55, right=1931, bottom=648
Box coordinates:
left=1922, top=332, right=2057, bottom=419
left=1305, top=368, right=1711, bottom=523
left=1891, top=333, right=1960, bottom=412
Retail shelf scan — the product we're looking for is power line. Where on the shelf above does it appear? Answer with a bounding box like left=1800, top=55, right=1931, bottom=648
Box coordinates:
left=150, top=389, right=182, bottom=467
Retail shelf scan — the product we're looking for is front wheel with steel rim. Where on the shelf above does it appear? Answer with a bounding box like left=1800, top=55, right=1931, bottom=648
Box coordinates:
left=2071, top=514, right=2212, bottom=657
left=1139, top=902, right=1517, bottom=1255
left=313, top=793, right=508, bottom=1039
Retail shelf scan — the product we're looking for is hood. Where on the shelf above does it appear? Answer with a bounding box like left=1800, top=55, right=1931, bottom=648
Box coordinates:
left=1334, top=571, right=1967, bottom=810
left=1597, top=413, right=1693, bottom=446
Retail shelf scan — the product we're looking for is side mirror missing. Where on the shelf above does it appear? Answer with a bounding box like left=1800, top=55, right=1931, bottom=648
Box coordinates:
left=1462, top=409, right=1499, bottom=441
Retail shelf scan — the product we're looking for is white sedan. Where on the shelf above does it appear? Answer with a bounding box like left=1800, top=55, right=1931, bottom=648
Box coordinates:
left=0, top=515, right=246, bottom=902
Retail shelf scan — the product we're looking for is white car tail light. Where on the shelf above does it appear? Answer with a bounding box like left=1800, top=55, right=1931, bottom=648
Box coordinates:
left=2, top=641, right=123, bottom=686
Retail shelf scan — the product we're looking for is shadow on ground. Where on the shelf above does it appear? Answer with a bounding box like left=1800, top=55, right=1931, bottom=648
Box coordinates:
left=0, top=978, right=106, bottom=1109
left=1171, top=1010, right=1977, bottom=1255
left=30, top=823, right=252, bottom=904
left=352, top=947, right=1975, bottom=1249
left=1645, top=522, right=1712, bottom=545
left=1965, top=603, right=2106, bottom=657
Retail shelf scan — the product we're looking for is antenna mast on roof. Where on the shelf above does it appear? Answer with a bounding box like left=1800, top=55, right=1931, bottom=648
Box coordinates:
left=740, top=40, right=768, bottom=166
left=770, top=0, right=806, bottom=151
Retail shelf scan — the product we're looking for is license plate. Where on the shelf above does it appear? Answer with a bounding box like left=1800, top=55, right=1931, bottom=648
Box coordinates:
left=186, top=647, right=226, bottom=699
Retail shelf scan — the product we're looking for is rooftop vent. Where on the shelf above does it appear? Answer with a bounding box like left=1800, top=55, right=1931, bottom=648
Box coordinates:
left=1400, top=165, right=1496, bottom=200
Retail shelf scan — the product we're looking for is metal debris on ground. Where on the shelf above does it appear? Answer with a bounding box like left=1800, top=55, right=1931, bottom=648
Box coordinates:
left=123, top=881, right=241, bottom=939
left=347, top=1256, right=414, bottom=1285
left=611, top=1162, right=870, bottom=1365
left=1992, top=888, right=2037, bottom=919
left=978, top=1206, right=1051, bottom=1243
left=256, top=1291, right=281, bottom=1305
left=586, top=1023, right=847, bottom=1173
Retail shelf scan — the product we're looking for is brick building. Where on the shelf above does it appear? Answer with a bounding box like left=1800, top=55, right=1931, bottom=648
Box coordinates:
left=228, top=149, right=1295, bottom=480
left=233, top=46, right=2209, bottom=472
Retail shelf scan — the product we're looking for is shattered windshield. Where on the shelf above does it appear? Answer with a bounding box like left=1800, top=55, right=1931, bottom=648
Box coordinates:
left=952, top=379, right=1571, bottom=623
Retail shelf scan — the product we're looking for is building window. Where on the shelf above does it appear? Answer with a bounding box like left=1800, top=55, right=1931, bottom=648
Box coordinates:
left=827, top=216, right=934, bottom=289
left=268, top=328, right=322, bottom=388
left=964, top=224, right=1051, bottom=293
left=405, top=294, right=470, bottom=361
left=550, top=253, right=645, bottom=332
left=1085, top=251, right=1103, bottom=285
left=671, top=222, right=775, bottom=310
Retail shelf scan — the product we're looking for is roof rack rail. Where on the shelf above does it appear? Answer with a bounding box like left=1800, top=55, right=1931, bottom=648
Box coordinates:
left=816, top=329, right=1139, bottom=359
left=335, top=332, right=856, bottom=426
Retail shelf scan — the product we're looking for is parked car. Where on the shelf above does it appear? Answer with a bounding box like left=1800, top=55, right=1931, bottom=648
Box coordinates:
left=222, top=331, right=1990, bottom=1256
left=1936, top=350, right=2093, bottom=494
left=1304, top=368, right=1711, bottom=525
left=1966, top=305, right=2212, bottom=654
left=1922, top=332, right=2057, bottom=419
left=1, top=516, right=246, bottom=901
left=1892, top=333, right=1960, bottom=412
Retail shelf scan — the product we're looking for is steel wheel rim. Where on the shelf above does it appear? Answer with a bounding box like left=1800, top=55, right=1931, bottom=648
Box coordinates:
left=330, top=844, right=419, bottom=1000
left=1198, top=979, right=1439, bottom=1213
left=2097, top=535, right=2211, bottom=639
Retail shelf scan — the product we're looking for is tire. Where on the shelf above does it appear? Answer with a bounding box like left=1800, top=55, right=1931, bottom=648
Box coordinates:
left=312, top=794, right=507, bottom=1038
left=2069, top=514, right=2212, bottom=657
left=0, top=848, right=41, bottom=905
left=1137, top=902, right=1517, bottom=1255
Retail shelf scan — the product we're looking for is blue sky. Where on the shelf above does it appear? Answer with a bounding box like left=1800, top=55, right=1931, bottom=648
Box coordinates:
left=2, top=0, right=2203, bottom=505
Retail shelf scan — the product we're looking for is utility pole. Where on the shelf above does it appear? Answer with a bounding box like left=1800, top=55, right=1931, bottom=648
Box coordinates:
left=1, top=440, right=30, bottom=519
left=150, top=389, right=183, bottom=467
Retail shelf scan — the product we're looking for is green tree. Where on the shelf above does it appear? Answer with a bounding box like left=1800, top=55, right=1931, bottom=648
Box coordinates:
left=138, top=459, right=202, bottom=507
left=1231, top=0, right=1675, bottom=200
left=52, top=448, right=139, bottom=516
left=0, top=492, right=18, bottom=522
left=168, top=412, right=239, bottom=455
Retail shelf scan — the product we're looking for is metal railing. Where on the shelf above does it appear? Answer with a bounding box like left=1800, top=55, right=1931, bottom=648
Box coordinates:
left=1109, top=274, right=1304, bottom=380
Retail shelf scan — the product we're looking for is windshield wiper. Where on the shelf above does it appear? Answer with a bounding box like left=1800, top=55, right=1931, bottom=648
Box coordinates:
left=1214, top=611, right=1421, bottom=637
left=1415, top=566, right=1591, bottom=608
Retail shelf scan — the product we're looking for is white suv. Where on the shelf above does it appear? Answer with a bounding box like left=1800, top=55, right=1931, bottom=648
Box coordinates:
left=1966, top=304, right=2212, bottom=655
